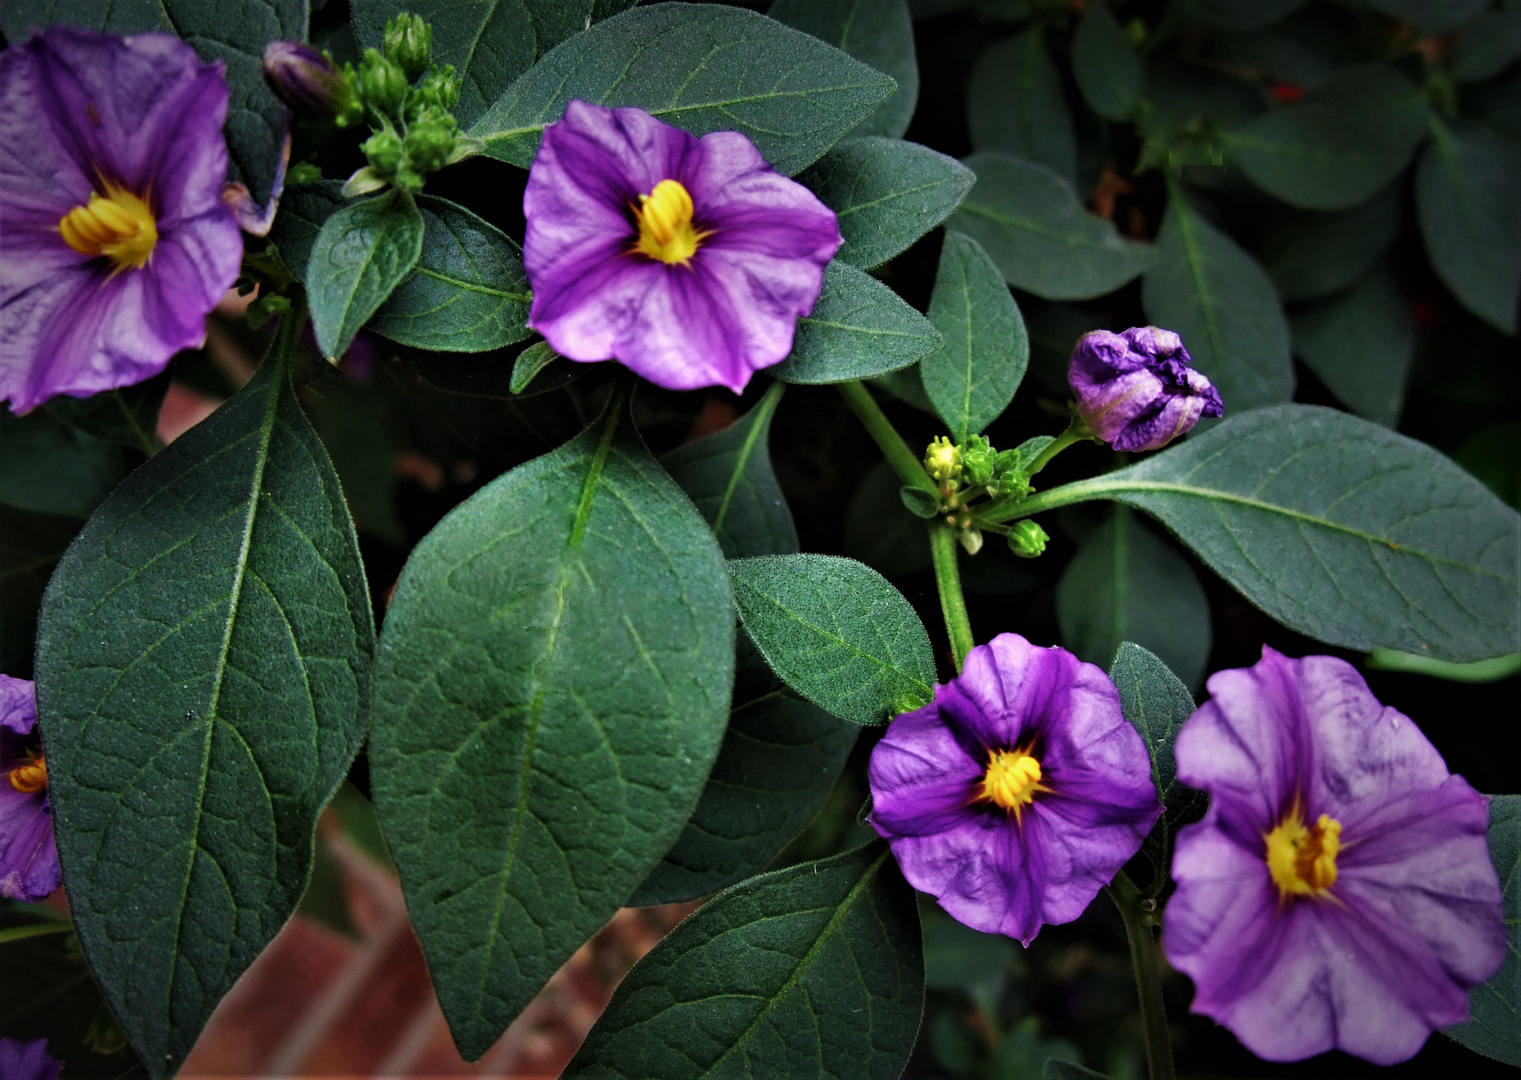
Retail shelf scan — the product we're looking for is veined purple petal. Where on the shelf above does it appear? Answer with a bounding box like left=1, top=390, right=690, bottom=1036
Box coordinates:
left=0, top=675, right=57, bottom=903
left=868, top=707, right=984, bottom=837
left=0, top=1037, right=63, bottom=1080
left=0, top=674, right=37, bottom=735
left=1068, top=326, right=1222, bottom=451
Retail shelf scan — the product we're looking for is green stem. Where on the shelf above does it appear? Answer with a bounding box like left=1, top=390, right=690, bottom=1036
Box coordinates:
left=929, top=523, right=974, bottom=671
left=836, top=381, right=937, bottom=495
left=0, top=921, right=72, bottom=947
left=976, top=474, right=1114, bottom=525
left=1107, top=871, right=1175, bottom=1080
left=1024, top=417, right=1090, bottom=479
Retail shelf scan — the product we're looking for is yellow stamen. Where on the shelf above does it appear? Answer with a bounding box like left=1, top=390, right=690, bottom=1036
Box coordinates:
left=633, top=179, right=707, bottom=266
left=979, top=748, right=1044, bottom=815
left=1265, top=802, right=1342, bottom=899
left=58, top=184, right=158, bottom=270
left=8, top=751, right=46, bottom=796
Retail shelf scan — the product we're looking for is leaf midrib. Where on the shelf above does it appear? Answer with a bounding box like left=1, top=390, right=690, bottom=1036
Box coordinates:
left=712, top=383, right=783, bottom=537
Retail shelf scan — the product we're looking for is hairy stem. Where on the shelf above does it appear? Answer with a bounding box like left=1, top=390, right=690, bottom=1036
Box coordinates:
left=929, top=523, right=974, bottom=671
left=836, top=381, right=937, bottom=495
left=1024, top=416, right=1090, bottom=478
left=1107, top=870, right=1175, bottom=1080
left=0, top=921, right=73, bottom=947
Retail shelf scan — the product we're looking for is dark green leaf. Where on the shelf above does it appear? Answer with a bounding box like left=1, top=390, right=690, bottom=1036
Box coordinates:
left=921, top=902, right=1017, bottom=989
left=1444, top=795, right=1520, bottom=1066
left=901, top=484, right=941, bottom=518
left=1450, top=11, right=1521, bottom=83
left=469, top=3, right=897, bottom=175
left=846, top=462, right=933, bottom=577
left=1170, top=0, right=1307, bottom=30
left=730, top=553, right=936, bottom=724
left=772, top=262, right=942, bottom=384
left=0, top=407, right=126, bottom=519
left=799, top=138, right=975, bottom=269
left=769, top=0, right=919, bottom=140
left=629, top=633, right=857, bottom=904
left=308, top=191, right=426, bottom=359
left=921, top=231, right=1028, bottom=441
left=268, top=181, right=347, bottom=284
left=1107, top=642, right=1200, bottom=816
left=1455, top=422, right=1521, bottom=511
left=1228, top=64, right=1428, bottom=211
left=1416, top=118, right=1521, bottom=334
left=1058, top=509, right=1212, bottom=691
left=1072, top=2, right=1141, bottom=122
left=510, top=341, right=575, bottom=395
left=0, top=505, right=80, bottom=675
left=1290, top=264, right=1412, bottom=428
left=1142, top=191, right=1294, bottom=411
left=369, top=399, right=735, bottom=1059
left=1, top=0, right=304, bottom=207
left=1045, top=405, right=1521, bottom=661
left=35, top=349, right=375, bottom=1077
left=1366, top=0, right=1486, bottom=35
left=967, top=27, right=1076, bottom=182
left=950, top=153, right=1153, bottom=301
left=305, top=378, right=405, bottom=547
left=663, top=383, right=797, bottom=558
left=368, top=196, right=533, bottom=353
left=1044, top=1058, right=1115, bottom=1079
left=1265, top=182, right=1401, bottom=303
left=1138, top=63, right=1264, bottom=146
left=567, top=843, right=924, bottom=1080
left=45, top=370, right=169, bottom=454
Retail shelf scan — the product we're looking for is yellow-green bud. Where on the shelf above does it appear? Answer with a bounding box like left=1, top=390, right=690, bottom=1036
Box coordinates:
left=404, top=110, right=459, bottom=173
left=383, top=12, right=433, bottom=81
left=357, top=49, right=408, bottom=115
left=1008, top=520, right=1049, bottom=559
left=925, top=436, right=961, bottom=482
left=362, top=129, right=403, bottom=175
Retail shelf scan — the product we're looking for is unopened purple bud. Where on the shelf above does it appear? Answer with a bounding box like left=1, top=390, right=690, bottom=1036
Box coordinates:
left=1068, top=327, right=1224, bottom=452
left=262, top=41, right=356, bottom=121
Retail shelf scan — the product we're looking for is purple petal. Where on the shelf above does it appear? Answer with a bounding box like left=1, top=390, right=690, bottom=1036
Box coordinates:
left=0, top=676, right=36, bottom=737
left=868, top=706, right=984, bottom=837
left=0, top=787, right=59, bottom=902
left=0, top=1038, right=63, bottom=1080
left=884, top=815, right=1047, bottom=943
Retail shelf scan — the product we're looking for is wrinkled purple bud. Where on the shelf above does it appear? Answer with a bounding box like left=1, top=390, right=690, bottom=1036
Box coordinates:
left=1068, top=327, right=1224, bottom=452
left=262, top=41, right=356, bottom=121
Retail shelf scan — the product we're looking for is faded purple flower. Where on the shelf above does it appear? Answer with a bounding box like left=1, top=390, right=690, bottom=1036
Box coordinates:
left=262, top=41, right=355, bottom=121
left=522, top=100, right=842, bottom=394
left=1068, top=327, right=1223, bottom=452
left=0, top=27, right=244, bottom=414
left=869, top=634, right=1160, bottom=944
left=1164, top=648, right=1505, bottom=1065
left=0, top=1038, right=62, bottom=1080
left=0, top=675, right=60, bottom=902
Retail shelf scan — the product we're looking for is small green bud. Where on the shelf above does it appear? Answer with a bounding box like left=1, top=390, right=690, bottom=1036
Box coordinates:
left=357, top=49, right=408, bottom=115
left=362, top=129, right=403, bottom=175
left=287, top=161, right=324, bottom=185
left=404, top=109, right=460, bottom=173
left=1008, top=520, right=1049, bottom=559
left=383, top=12, right=433, bottom=81
left=958, top=526, right=984, bottom=556
left=961, top=435, right=996, bottom=486
left=925, top=436, right=961, bottom=482
left=405, top=64, right=461, bottom=121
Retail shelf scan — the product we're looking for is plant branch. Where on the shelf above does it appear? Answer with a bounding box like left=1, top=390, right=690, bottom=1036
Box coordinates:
left=1106, top=870, right=1175, bottom=1080
left=836, top=381, right=937, bottom=495
left=929, top=523, right=974, bottom=671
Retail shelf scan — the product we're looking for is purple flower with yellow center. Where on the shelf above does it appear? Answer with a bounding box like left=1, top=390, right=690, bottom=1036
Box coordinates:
left=868, top=634, right=1161, bottom=944
left=1164, top=648, right=1505, bottom=1065
left=0, top=675, right=60, bottom=902
left=0, top=27, right=243, bottom=414
left=0, top=1038, right=62, bottom=1080
left=1068, top=327, right=1223, bottom=452
left=522, top=100, right=843, bottom=394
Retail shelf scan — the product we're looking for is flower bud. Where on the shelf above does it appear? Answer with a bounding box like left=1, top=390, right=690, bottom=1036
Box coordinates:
left=357, top=49, right=409, bottom=115
left=925, top=436, right=961, bottom=482
left=1068, top=327, right=1223, bottom=452
left=1008, top=520, right=1049, bottom=559
left=404, top=110, right=459, bottom=173
left=961, top=435, right=996, bottom=487
left=383, top=12, right=433, bottom=82
left=362, top=130, right=403, bottom=176
left=405, top=65, right=461, bottom=121
left=262, top=42, right=358, bottom=121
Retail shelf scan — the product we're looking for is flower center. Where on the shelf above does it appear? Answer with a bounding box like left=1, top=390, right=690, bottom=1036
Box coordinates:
left=633, top=179, right=705, bottom=266
left=58, top=185, right=158, bottom=271
left=8, top=750, right=47, bottom=796
left=980, top=749, right=1043, bottom=812
left=1265, top=807, right=1342, bottom=899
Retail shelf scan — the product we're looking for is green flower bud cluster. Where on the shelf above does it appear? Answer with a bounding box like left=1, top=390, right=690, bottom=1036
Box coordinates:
left=922, top=433, right=1049, bottom=558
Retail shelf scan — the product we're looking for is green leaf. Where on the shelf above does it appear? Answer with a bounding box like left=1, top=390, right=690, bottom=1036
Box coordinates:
left=469, top=3, right=897, bottom=176
left=35, top=347, right=375, bottom=1077
left=1, top=0, right=305, bottom=207
left=845, top=462, right=933, bottom=578
left=1044, top=1058, right=1115, bottom=1079
left=772, top=262, right=942, bottom=384
left=1058, top=509, right=1212, bottom=691
left=1367, top=647, right=1521, bottom=683
left=1265, top=181, right=1401, bottom=303
left=1138, top=63, right=1264, bottom=147
left=369, top=398, right=735, bottom=1059
left=1071, top=1, right=1141, bottom=122
left=967, top=27, right=1076, bottom=182
left=1169, top=0, right=1307, bottom=30
left=267, top=180, right=346, bottom=284
left=308, top=191, right=426, bottom=359
left=1450, top=10, right=1521, bottom=83
left=1032, top=405, right=1521, bottom=661
left=368, top=196, right=533, bottom=353
left=1416, top=118, right=1521, bottom=334
left=510, top=341, right=576, bottom=395
left=1455, top=422, right=1521, bottom=511
left=1366, top=0, right=1487, bottom=35
left=0, top=505, right=80, bottom=675
left=566, top=843, right=924, bottom=1080
left=1142, top=190, right=1293, bottom=412
left=1227, top=64, right=1429, bottom=211
left=0, top=407, right=126, bottom=519
left=921, top=231, right=1028, bottom=441
left=630, top=633, right=857, bottom=904
left=1290, top=264, right=1412, bottom=428
left=663, top=383, right=798, bottom=558
left=799, top=138, right=975, bottom=269
left=45, top=370, right=169, bottom=454
left=1107, top=642, right=1200, bottom=817
left=1444, top=794, right=1520, bottom=1066
left=949, top=153, right=1154, bottom=301
left=729, top=553, right=936, bottom=724
left=769, top=0, right=919, bottom=140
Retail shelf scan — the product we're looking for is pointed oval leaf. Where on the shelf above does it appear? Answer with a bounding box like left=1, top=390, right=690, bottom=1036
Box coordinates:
left=1366, top=0, right=1487, bottom=35
left=949, top=153, right=1154, bottom=301
left=772, top=262, right=942, bottom=384
left=1071, top=1, right=1141, bottom=122
left=1290, top=264, right=1412, bottom=428
left=35, top=348, right=375, bottom=1078
left=0, top=407, right=126, bottom=519
left=308, top=191, right=426, bottom=359
left=45, top=370, right=169, bottom=454
left=267, top=180, right=346, bottom=283
left=769, top=0, right=919, bottom=140
left=1265, top=181, right=1401, bottom=304
left=369, top=401, right=735, bottom=1060
left=799, top=138, right=975, bottom=269
left=1444, top=794, right=1521, bottom=1066
left=967, top=27, right=1076, bottom=182
left=921, top=230, right=1028, bottom=441
left=730, top=553, right=935, bottom=724
left=567, top=843, right=924, bottom=1080
left=469, top=3, right=896, bottom=175
left=1107, top=642, right=1199, bottom=819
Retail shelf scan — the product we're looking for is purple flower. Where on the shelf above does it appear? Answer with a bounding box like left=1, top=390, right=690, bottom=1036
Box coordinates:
left=0, top=675, right=60, bottom=902
left=1163, top=648, right=1505, bottom=1065
left=0, top=1038, right=62, bottom=1080
left=522, top=100, right=842, bottom=394
left=262, top=41, right=359, bottom=123
left=0, top=27, right=244, bottom=414
left=868, top=634, right=1161, bottom=944
left=1068, top=327, right=1224, bottom=452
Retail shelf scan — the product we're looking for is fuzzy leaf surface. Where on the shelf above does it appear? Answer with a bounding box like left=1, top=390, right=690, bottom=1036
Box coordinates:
left=967, top=27, right=1075, bottom=181
left=768, top=0, right=919, bottom=140
left=1290, top=264, right=1411, bottom=428
left=1071, top=1, right=1141, bottom=122
left=772, top=262, right=942, bottom=384
left=307, top=191, right=425, bottom=359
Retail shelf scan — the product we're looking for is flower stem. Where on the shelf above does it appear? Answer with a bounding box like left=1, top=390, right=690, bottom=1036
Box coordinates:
left=836, top=381, right=937, bottom=496
left=1024, top=416, right=1090, bottom=479
left=0, top=921, right=73, bottom=947
left=1107, top=870, right=1175, bottom=1080
left=929, top=522, right=974, bottom=671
